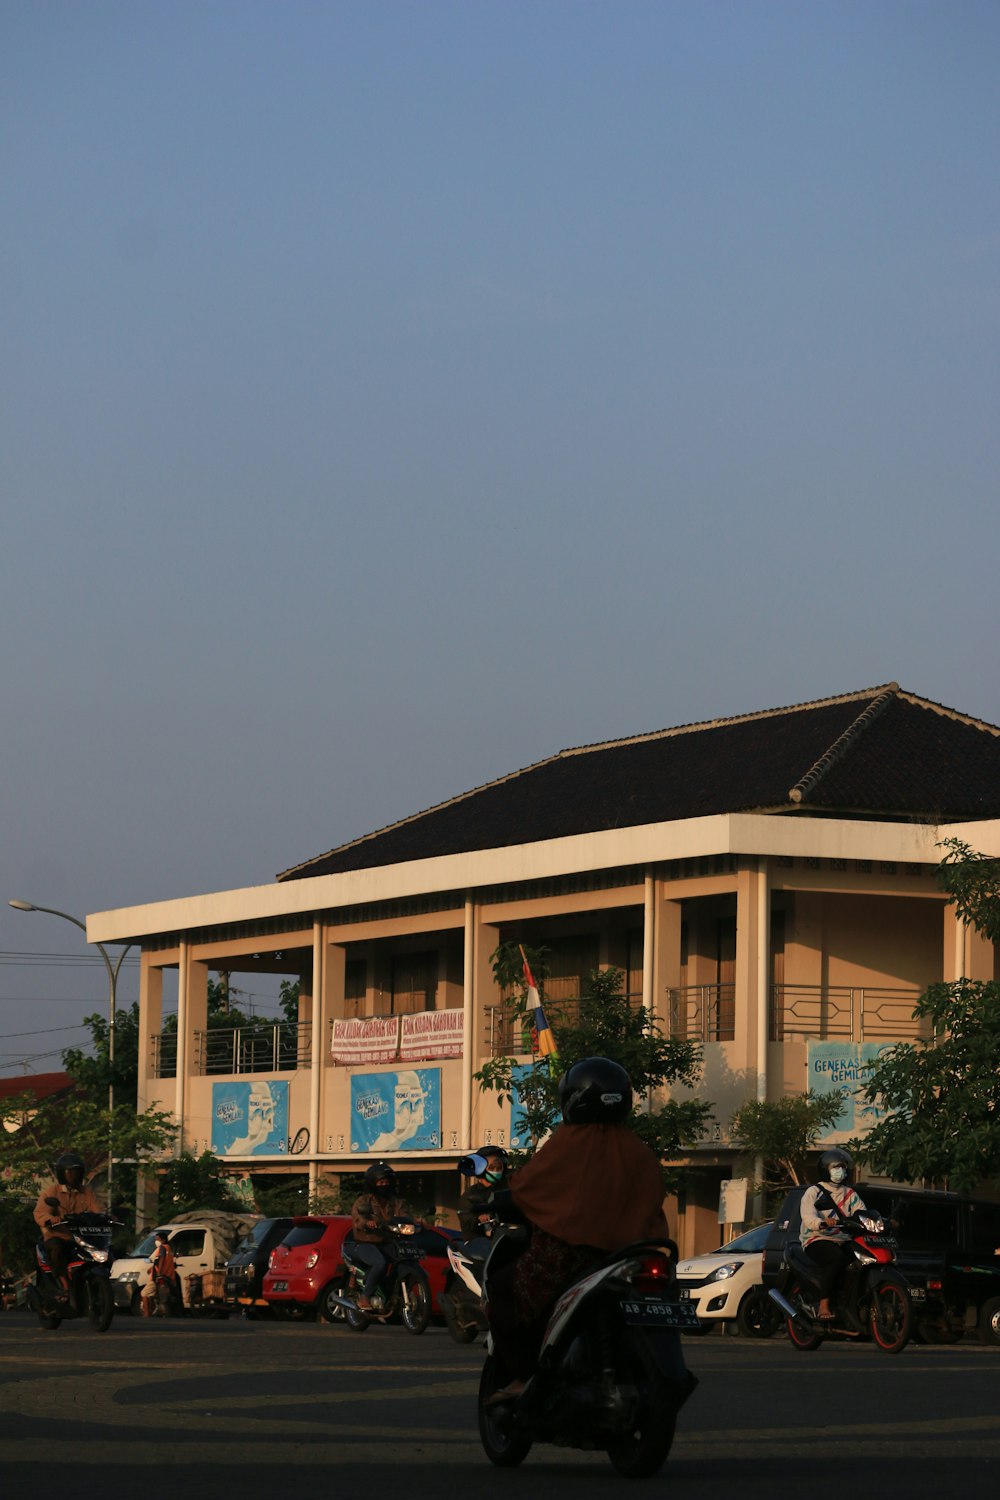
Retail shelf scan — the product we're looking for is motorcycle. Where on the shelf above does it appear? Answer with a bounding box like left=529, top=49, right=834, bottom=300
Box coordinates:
left=767, top=1198, right=913, bottom=1354
left=440, top=1231, right=491, bottom=1344
left=478, top=1203, right=699, bottom=1478
left=331, top=1219, right=435, bottom=1334
left=27, top=1211, right=119, bottom=1332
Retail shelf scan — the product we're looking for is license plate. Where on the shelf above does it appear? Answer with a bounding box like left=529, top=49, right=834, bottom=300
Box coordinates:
left=909, top=1287, right=926, bottom=1301
left=621, top=1298, right=701, bottom=1328
left=271, top=1281, right=288, bottom=1292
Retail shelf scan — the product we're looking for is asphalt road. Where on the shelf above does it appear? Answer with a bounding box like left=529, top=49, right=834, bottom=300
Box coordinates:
left=2, top=1312, right=999, bottom=1497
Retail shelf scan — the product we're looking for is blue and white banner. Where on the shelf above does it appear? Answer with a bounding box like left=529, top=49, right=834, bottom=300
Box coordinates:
left=211, top=1080, right=289, bottom=1156
left=350, top=1068, right=441, bottom=1153
left=808, top=1041, right=898, bottom=1136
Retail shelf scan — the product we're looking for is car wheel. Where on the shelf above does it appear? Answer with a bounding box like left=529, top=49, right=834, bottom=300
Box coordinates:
left=979, top=1297, right=1000, bottom=1346
left=736, top=1286, right=782, bottom=1339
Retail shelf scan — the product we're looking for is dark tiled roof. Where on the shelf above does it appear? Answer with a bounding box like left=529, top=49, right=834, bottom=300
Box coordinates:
left=278, top=685, right=1000, bottom=880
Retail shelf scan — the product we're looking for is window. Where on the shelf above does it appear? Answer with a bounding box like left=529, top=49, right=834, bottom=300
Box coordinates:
left=889, top=1199, right=960, bottom=1248
left=168, top=1230, right=206, bottom=1258
left=281, top=1224, right=325, bottom=1248
left=345, top=959, right=367, bottom=1018
left=390, top=950, right=437, bottom=1014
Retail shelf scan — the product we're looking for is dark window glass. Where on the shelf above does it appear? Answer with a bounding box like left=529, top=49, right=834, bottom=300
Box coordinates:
left=281, top=1224, right=325, bottom=1248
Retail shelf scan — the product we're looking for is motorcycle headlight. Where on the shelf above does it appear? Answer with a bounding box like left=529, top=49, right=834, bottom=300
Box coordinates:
left=89, top=1249, right=110, bottom=1263
left=858, top=1214, right=885, bottom=1234
left=708, top=1262, right=742, bottom=1282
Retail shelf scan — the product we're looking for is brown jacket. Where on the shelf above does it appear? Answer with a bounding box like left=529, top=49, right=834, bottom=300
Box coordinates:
left=351, top=1193, right=412, bottom=1244
left=33, top=1180, right=103, bottom=1240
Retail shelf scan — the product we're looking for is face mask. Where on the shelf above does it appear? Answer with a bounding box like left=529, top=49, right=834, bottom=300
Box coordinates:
left=373, top=1181, right=393, bottom=1200
left=483, top=1169, right=504, bottom=1186
left=828, top=1166, right=847, bottom=1184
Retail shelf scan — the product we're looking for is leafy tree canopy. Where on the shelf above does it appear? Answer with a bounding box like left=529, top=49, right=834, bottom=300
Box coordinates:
left=474, top=942, right=713, bottom=1192
left=729, top=1091, right=845, bottom=1195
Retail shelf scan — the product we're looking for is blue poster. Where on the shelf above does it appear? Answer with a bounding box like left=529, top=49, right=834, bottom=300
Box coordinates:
left=350, top=1068, right=441, bottom=1153
left=212, top=1080, right=289, bottom=1156
left=808, top=1042, right=897, bottom=1137
left=508, top=1061, right=558, bottom=1148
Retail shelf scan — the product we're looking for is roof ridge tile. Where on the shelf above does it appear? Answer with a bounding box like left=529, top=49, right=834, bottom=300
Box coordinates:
left=788, top=684, right=899, bottom=805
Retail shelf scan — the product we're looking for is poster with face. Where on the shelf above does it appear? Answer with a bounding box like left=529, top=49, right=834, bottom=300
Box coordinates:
left=350, top=1068, right=441, bottom=1153
left=808, top=1041, right=898, bottom=1137
left=212, top=1080, right=289, bottom=1156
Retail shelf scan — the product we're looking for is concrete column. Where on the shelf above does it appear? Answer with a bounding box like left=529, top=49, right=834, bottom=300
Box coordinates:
left=308, top=921, right=324, bottom=1199
left=461, top=898, right=475, bottom=1150
left=174, top=941, right=189, bottom=1153
left=469, top=919, right=500, bottom=1147
left=137, top=955, right=163, bottom=1115
left=734, top=862, right=768, bottom=1090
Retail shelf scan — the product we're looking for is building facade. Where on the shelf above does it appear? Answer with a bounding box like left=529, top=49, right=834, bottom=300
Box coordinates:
left=87, top=685, right=1000, bottom=1252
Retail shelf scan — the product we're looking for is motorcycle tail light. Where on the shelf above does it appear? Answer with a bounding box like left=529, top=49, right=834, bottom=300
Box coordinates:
left=928, top=1279, right=942, bottom=1291
left=622, top=1254, right=674, bottom=1293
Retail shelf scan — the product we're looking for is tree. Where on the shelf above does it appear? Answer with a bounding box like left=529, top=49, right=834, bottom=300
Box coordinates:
left=61, top=1000, right=141, bottom=1105
left=474, top=942, right=713, bottom=1190
left=858, top=840, right=1000, bottom=1193
left=156, top=1151, right=246, bottom=1217
left=729, top=1092, right=846, bottom=1197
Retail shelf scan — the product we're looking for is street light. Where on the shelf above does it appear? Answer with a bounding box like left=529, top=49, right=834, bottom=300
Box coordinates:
left=8, top=898, right=133, bottom=1197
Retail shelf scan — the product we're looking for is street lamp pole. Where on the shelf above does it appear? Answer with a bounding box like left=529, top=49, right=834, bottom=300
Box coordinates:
left=8, top=898, right=133, bottom=1198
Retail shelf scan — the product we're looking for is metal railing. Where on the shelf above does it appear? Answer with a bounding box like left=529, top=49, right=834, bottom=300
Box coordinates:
left=665, top=984, right=736, bottom=1042
left=150, top=1021, right=312, bottom=1078
left=484, top=992, right=646, bottom=1057
left=770, top=984, right=927, bottom=1042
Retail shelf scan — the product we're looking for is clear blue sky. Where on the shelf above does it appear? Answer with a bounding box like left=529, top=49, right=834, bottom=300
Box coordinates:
left=2, top=1, right=998, bottom=1068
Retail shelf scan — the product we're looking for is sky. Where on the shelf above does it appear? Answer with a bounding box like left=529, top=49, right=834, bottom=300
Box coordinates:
left=2, top=0, right=998, bottom=1071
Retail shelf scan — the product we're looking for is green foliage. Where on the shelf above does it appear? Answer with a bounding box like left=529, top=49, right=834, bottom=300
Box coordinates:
left=156, top=1151, right=246, bottom=1216
left=0, top=1081, right=176, bottom=1275
left=475, top=941, right=713, bottom=1191
left=857, top=978, right=1000, bottom=1193
left=938, top=840, right=1000, bottom=945
left=62, top=1001, right=142, bottom=1106
left=730, top=1091, right=845, bottom=1192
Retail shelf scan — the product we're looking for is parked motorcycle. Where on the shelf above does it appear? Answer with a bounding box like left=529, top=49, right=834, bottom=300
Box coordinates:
left=767, top=1201, right=912, bottom=1354
left=332, top=1219, right=434, bottom=1334
left=478, top=1206, right=699, bottom=1477
left=440, top=1232, right=491, bottom=1344
left=27, top=1211, right=119, bottom=1332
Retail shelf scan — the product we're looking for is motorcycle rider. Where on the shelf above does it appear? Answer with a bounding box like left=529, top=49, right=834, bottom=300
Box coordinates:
left=459, top=1147, right=509, bottom=1239
left=799, top=1147, right=868, bottom=1321
left=486, top=1057, right=673, bottom=1405
left=32, top=1150, right=104, bottom=1302
left=350, top=1161, right=422, bottom=1310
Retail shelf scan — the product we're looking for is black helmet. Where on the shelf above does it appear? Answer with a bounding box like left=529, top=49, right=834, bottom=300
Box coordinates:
left=364, top=1161, right=396, bottom=1194
left=55, top=1152, right=85, bottom=1187
left=818, top=1148, right=854, bottom=1184
left=558, top=1057, right=632, bottom=1124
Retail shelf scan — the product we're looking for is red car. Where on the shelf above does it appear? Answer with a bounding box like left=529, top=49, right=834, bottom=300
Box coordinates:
left=263, top=1214, right=457, bottom=1324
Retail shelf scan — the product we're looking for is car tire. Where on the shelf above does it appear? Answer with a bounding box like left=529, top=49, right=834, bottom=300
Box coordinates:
left=318, top=1280, right=347, bottom=1324
left=736, top=1286, right=782, bottom=1339
left=978, top=1297, right=1000, bottom=1346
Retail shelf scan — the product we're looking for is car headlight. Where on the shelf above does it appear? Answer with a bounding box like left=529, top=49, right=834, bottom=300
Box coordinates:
left=707, top=1262, right=743, bottom=1282
left=118, top=1270, right=141, bottom=1283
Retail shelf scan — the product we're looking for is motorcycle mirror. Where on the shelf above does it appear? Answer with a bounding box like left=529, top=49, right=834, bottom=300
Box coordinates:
left=458, top=1154, right=490, bottom=1178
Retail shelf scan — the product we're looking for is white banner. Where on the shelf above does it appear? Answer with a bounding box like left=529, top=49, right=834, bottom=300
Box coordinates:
left=400, top=1008, right=465, bottom=1061
left=330, top=1016, right=400, bottom=1066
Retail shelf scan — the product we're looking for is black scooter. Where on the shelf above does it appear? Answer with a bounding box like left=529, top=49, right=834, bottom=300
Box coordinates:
left=28, top=1209, right=118, bottom=1332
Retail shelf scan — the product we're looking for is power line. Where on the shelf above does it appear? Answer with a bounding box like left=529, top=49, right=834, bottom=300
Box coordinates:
left=0, top=1024, right=90, bottom=1040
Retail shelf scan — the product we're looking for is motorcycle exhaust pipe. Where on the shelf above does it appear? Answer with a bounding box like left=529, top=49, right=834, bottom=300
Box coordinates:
left=767, top=1288, right=800, bottom=1321
left=327, top=1292, right=360, bottom=1313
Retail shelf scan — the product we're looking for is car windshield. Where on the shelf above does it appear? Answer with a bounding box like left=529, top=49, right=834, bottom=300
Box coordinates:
left=711, top=1223, right=772, bottom=1254
left=130, top=1230, right=167, bottom=1257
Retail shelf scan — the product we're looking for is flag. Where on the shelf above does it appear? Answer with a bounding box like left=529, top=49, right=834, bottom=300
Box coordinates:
left=520, top=946, right=558, bottom=1068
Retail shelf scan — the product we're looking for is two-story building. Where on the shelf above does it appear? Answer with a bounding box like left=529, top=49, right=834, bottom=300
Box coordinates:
left=88, top=683, right=1000, bottom=1252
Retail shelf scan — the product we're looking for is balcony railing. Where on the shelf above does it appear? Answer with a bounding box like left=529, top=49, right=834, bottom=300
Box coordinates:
left=665, top=983, right=928, bottom=1044
left=150, top=1021, right=312, bottom=1079
left=484, top=993, right=646, bottom=1057
left=666, top=984, right=736, bottom=1042
left=770, top=984, right=927, bottom=1043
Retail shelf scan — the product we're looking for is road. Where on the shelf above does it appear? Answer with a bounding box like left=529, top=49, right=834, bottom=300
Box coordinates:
left=1, top=1313, right=999, bottom=1497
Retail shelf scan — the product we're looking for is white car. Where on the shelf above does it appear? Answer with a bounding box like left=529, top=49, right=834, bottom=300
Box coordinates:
left=675, top=1222, right=779, bottom=1337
